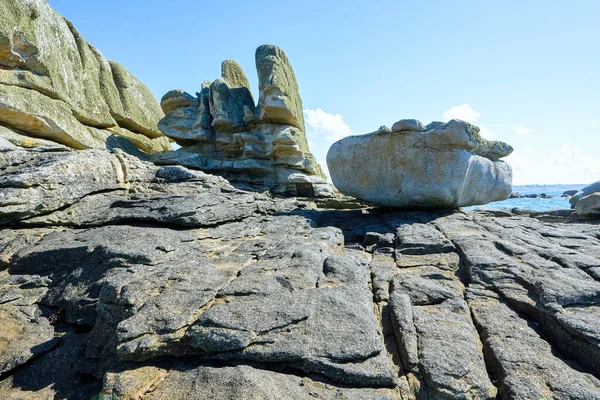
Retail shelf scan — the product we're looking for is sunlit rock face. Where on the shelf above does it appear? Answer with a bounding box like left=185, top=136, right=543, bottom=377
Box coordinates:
left=576, top=192, right=600, bottom=220
left=327, top=119, right=514, bottom=208
left=155, top=45, right=332, bottom=197
left=0, top=0, right=169, bottom=153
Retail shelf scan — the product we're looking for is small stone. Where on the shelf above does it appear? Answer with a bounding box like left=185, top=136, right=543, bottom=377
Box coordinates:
left=156, top=245, right=175, bottom=253
left=160, top=90, right=199, bottom=114
left=391, top=119, right=426, bottom=133
left=426, top=121, right=445, bottom=130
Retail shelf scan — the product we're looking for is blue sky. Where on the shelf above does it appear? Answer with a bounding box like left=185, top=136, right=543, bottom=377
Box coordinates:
left=49, top=0, right=600, bottom=185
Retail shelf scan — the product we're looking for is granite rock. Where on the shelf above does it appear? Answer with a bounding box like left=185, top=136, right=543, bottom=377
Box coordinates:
left=2, top=148, right=600, bottom=399
left=576, top=192, right=600, bottom=220
left=391, top=119, right=426, bottom=133
left=0, top=0, right=166, bottom=153
left=327, top=119, right=513, bottom=208
left=155, top=45, right=328, bottom=196
left=571, top=181, right=600, bottom=206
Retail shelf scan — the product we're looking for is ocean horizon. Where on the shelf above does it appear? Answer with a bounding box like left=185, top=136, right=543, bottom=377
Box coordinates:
left=467, top=183, right=587, bottom=212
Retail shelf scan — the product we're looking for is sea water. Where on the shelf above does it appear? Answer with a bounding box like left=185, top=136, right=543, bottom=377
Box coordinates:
left=466, top=184, right=586, bottom=212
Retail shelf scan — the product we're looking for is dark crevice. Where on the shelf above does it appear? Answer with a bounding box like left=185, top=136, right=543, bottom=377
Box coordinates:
left=502, top=294, right=600, bottom=379
left=444, top=241, right=471, bottom=288
left=38, top=304, right=97, bottom=335
left=468, top=305, right=504, bottom=398
left=448, top=221, right=600, bottom=380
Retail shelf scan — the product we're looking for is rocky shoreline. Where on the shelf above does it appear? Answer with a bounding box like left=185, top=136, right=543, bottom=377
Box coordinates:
left=1, top=147, right=600, bottom=399
left=1, top=1, right=600, bottom=398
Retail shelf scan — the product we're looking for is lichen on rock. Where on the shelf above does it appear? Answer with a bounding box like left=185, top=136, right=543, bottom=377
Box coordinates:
left=0, top=0, right=166, bottom=153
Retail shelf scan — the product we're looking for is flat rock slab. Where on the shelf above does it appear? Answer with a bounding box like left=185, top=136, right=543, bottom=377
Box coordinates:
left=395, top=223, right=455, bottom=255
left=435, top=212, right=600, bottom=377
left=2, top=214, right=395, bottom=387
left=0, top=148, right=274, bottom=227
left=143, top=364, right=401, bottom=400
left=4, top=147, right=600, bottom=399
left=469, top=288, right=600, bottom=399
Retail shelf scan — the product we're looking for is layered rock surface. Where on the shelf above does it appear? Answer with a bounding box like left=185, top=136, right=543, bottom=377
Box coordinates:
left=0, top=0, right=169, bottom=153
left=327, top=119, right=513, bottom=208
left=1, top=146, right=600, bottom=399
left=154, top=45, right=331, bottom=197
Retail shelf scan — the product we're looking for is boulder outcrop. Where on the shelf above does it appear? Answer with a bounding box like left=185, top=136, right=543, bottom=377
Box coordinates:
left=2, top=146, right=600, bottom=399
left=572, top=180, right=600, bottom=207
left=576, top=192, right=600, bottom=220
left=327, top=119, right=513, bottom=208
left=154, top=45, right=331, bottom=197
left=0, top=0, right=168, bottom=153
left=2, top=3, right=600, bottom=399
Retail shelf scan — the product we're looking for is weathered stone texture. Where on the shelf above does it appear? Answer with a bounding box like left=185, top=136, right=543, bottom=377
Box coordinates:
left=2, top=148, right=600, bottom=399
left=155, top=45, right=329, bottom=197
left=0, top=0, right=166, bottom=153
left=327, top=119, right=513, bottom=208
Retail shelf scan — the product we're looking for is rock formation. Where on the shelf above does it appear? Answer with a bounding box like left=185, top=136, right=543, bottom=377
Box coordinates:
left=0, top=0, right=169, bottom=153
left=576, top=192, right=600, bottom=219
left=570, top=181, right=600, bottom=220
left=154, top=45, right=332, bottom=197
left=327, top=119, right=513, bottom=208
left=572, top=181, right=600, bottom=207
left=2, top=2, right=600, bottom=399
left=2, top=146, right=600, bottom=399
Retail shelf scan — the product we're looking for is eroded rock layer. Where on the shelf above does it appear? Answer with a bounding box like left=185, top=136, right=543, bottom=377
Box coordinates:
left=0, top=0, right=168, bottom=153
left=1, top=147, right=600, bottom=399
left=154, top=45, right=331, bottom=197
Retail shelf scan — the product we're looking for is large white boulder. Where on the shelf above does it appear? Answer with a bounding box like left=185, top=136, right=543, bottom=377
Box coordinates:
left=326, top=119, right=513, bottom=208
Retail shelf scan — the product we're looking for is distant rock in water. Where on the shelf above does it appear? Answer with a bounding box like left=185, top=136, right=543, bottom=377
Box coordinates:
left=154, top=45, right=332, bottom=197
left=327, top=119, right=513, bottom=208
left=0, top=0, right=168, bottom=153
left=563, top=189, right=578, bottom=197
left=515, top=193, right=553, bottom=199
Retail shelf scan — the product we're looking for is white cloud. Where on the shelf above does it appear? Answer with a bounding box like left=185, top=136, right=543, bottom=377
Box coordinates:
left=441, top=104, right=495, bottom=139
left=511, top=125, right=532, bottom=135
left=590, top=120, right=599, bottom=127
left=505, top=144, right=600, bottom=185
left=442, top=104, right=480, bottom=123
left=304, top=108, right=352, bottom=142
